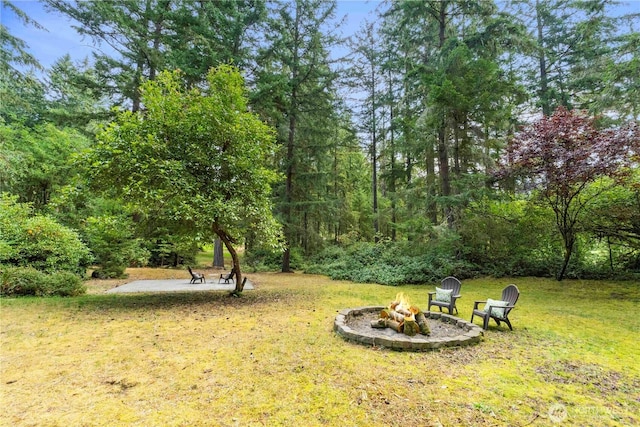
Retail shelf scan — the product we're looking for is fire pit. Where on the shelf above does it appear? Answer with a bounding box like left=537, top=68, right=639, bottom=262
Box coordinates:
left=334, top=306, right=484, bottom=351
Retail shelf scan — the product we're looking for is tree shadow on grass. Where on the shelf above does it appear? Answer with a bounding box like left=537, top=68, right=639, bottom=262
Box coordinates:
left=72, top=289, right=298, bottom=313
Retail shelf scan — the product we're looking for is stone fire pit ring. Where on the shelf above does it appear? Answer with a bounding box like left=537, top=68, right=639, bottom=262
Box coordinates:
left=334, top=306, right=484, bottom=351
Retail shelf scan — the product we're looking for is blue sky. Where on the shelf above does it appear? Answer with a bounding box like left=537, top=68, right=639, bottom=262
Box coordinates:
left=3, top=0, right=639, bottom=74
left=2, top=0, right=381, bottom=71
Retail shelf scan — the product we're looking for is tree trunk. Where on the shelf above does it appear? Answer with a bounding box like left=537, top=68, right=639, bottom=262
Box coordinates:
left=213, top=225, right=244, bottom=294
left=371, top=60, right=379, bottom=241
left=558, top=245, right=572, bottom=281
left=536, top=0, right=551, bottom=116
left=213, top=238, right=224, bottom=269
left=282, top=4, right=299, bottom=272
left=282, top=108, right=296, bottom=273
left=438, top=125, right=453, bottom=227
left=557, top=228, right=575, bottom=281
left=132, top=61, right=142, bottom=112
left=426, top=137, right=437, bottom=224
left=436, top=2, right=453, bottom=227
left=388, top=68, right=397, bottom=241
left=607, top=236, right=614, bottom=273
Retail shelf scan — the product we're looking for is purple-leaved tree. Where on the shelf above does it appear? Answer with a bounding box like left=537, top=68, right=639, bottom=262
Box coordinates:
left=499, top=107, right=640, bottom=280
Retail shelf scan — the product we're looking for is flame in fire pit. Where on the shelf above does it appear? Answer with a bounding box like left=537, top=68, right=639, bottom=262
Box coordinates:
left=373, top=293, right=430, bottom=336
left=390, top=292, right=419, bottom=315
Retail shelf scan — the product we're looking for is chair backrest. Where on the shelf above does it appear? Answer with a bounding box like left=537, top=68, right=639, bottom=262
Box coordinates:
left=501, top=284, right=520, bottom=306
left=440, top=276, right=461, bottom=295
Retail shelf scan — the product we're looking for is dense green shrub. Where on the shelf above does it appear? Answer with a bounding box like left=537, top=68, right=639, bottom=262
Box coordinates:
left=0, top=266, right=44, bottom=296
left=305, top=233, right=477, bottom=286
left=83, top=215, right=149, bottom=278
left=245, top=246, right=296, bottom=272
left=458, top=198, right=564, bottom=278
left=42, top=271, right=86, bottom=296
left=304, top=195, right=635, bottom=284
left=0, top=194, right=92, bottom=275
left=0, top=266, right=85, bottom=297
left=20, top=215, right=92, bottom=273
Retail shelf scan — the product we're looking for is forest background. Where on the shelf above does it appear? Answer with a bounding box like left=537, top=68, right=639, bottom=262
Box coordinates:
left=1, top=0, right=639, bottom=292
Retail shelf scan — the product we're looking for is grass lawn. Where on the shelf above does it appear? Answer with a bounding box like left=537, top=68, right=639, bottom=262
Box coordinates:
left=1, top=269, right=639, bottom=426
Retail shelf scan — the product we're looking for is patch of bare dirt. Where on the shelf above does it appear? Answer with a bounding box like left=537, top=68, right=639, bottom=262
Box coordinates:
left=535, top=360, right=636, bottom=395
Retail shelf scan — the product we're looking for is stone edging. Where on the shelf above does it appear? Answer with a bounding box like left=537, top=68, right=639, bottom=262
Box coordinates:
left=334, top=306, right=484, bottom=351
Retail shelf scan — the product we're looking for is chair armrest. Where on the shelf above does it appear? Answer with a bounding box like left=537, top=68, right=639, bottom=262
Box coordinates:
left=428, top=291, right=435, bottom=295
left=452, top=294, right=461, bottom=299
left=473, top=300, right=486, bottom=310
left=487, top=304, right=515, bottom=317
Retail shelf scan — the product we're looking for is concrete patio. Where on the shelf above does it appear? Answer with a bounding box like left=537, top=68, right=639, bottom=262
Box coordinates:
left=105, top=277, right=254, bottom=293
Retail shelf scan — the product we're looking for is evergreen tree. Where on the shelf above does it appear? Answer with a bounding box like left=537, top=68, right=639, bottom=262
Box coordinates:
left=376, top=0, right=523, bottom=230
left=45, top=0, right=266, bottom=110
left=349, top=21, right=383, bottom=240
left=252, top=0, right=340, bottom=271
left=45, top=0, right=172, bottom=111
left=45, top=55, right=110, bottom=134
left=507, top=0, right=632, bottom=117
left=0, top=0, right=45, bottom=125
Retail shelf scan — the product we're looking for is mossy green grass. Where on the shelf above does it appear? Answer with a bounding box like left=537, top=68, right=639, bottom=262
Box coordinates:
left=1, top=270, right=638, bottom=426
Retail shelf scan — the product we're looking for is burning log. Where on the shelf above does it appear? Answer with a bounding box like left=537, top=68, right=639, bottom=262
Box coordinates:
left=386, top=310, right=405, bottom=323
left=403, top=318, right=420, bottom=336
left=395, top=307, right=413, bottom=317
left=415, top=312, right=431, bottom=335
left=372, top=292, right=431, bottom=336
left=385, top=319, right=403, bottom=333
left=370, top=318, right=386, bottom=329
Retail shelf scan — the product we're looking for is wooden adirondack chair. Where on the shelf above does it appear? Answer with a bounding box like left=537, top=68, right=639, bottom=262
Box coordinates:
left=427, top=276, right=462, bottom=314
left=188, top=266, right=205, bottom=284
left=218, top=270, right=235, bottom=284
left=471, top=284, right=520, bottom=330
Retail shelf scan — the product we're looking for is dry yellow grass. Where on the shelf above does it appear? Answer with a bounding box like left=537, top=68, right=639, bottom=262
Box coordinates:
left=1, top=269, right=639, bottom=426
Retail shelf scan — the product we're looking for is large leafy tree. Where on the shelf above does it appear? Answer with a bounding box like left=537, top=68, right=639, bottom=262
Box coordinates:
left=0, top=122, right=90, bottom=210
left=82, top=66, right=282, bottom=293
left=499, top=107, right=640, bottom=280
left=582, top=172, right=640, bottom=272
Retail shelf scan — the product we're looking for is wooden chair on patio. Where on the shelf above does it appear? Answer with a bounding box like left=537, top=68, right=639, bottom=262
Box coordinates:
left=218, top=270, right=235, bottom=284
left=188, top=266, right=205, bottom=284
left=427, top=276, right=462, bottom=314
left=470, top=284, right=520, bottom=330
